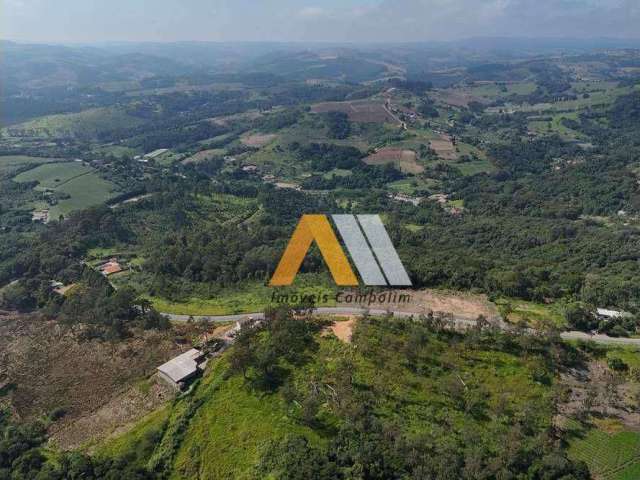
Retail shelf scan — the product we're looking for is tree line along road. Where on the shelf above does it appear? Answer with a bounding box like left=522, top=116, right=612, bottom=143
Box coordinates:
left=159, top=307, right=640, bottom=346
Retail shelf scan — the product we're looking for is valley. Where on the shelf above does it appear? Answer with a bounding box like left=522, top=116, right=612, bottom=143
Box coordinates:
left=1, top=38, right=640, bottom=479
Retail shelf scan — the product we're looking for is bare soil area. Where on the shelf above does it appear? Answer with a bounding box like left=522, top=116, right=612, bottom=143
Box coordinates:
left=210, top=110, right=263, bottom=126
left=50, top=377, right=174, bottom=450
left=430, top=135, right=458, bottom=160
left=559, top=360, right=640, bottom=431
left=311, top=100, right=399, bottom=124
left=341, top=288, right=501, bottom=321
left=364, top=148, right=424, bottom=174
left=323, top=317, right=357, bottom=344
left=0, top=313, right=190, bottom=448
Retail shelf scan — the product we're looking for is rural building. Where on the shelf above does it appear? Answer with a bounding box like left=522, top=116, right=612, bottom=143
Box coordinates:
left=32, top=209, right=49, bottom=222
left=157, top=318, right=262, bottom=390
left=596, top=308, right=632, bottom=320
left=242, top=164, right=258, bottom=172
left=157, top=348, right=206, bottom=390
left=99, top=258, right=123, bottom=276
left=388, top=193, right=422, bottom=206
left=144, top=148, right=169, bottom=159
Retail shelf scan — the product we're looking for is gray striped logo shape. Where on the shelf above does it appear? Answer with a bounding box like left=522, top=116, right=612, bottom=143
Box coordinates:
left=332, top=214, right=412, bottom=286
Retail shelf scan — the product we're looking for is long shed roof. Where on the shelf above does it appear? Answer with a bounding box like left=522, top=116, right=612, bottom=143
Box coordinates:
left=157, top=348, right=203, bottom=383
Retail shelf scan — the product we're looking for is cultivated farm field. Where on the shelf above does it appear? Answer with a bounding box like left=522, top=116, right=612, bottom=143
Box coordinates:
left=13, top=161, right=92, bottom=189
left=311, top=99, right=400, bottom=124
left=567, top=419, right=640, bottom=480
left=430, top=134, right=458, bottom=160
left=364, top=148, right=424, bottom=173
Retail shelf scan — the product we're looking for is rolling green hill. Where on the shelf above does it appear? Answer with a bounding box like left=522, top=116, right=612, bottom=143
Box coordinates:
left=96, top=312, right=587, bottom=479
left=12, top=161, right=119, bottom=217
left=4, top=107, right=145, bottom=140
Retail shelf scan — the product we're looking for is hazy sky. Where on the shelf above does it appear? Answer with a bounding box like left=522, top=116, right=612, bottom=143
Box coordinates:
left=3, top=0, right=640, bottom=43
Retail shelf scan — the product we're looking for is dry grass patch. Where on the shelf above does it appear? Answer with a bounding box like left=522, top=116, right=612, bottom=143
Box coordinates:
left=0, top=314, right=189, bottom=449
left=341, top=288, right=500, bottom=321
left=312, top=100, right=399, bottom=124
left=210, top=110, right=263, bottom=126
left=182, top=148, right=225, bottom=164
left=240, top=133, right=277, bottom=147
left=430, top=135, right=458, bottom=160
left=364, top=148, right=423, bottom=174
left=433, top=89, right=481, bottom=107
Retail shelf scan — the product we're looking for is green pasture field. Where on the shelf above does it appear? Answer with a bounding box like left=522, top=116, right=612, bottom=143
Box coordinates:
left=499, top=84, right=632, bottom=116
left=388, top=177, right=438, bottom=195
left=322, top=168, right=352, bottom=179
left=528, top=111, right=585, bottom=140
left=13, top=161, right=119, bottom=218
left=468, top=81, right=537, bottom=98
left=606, top=347, right=640, bottom=371
left=495, top=297, right=566, bottom=328
left=0, top=155, right=64, bottom=178
left=13, top=161, right=92, bottom=189
left=50, top=172, right=118, bottom=217
left=94, top=406, right=171, bottom=468
left=4, top=107, right=145, bottom=140
left=567, top=419, right=640, bottom=480
left=92, top=144, right=139, bottom=159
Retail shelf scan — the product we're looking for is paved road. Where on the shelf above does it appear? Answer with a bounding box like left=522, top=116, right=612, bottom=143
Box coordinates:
left=162, top=307, right=480, bottom=325
left=559, top=331, right=640, bottom=345
left=161, top=307, right=640, bottom=346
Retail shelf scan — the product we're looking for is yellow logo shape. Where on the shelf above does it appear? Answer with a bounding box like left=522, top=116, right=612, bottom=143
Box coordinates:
left=269, top=214, right=358, bottom=286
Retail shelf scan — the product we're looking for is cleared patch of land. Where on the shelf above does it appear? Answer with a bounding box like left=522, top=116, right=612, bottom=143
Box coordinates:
left=182, top=148, right=225, bottom=164
left=495, top=297, right=566, bottom=327
left=240, top=132, right=277, bottom=147
left=0, top=314, right=185, bottom=449
left=433, top=89, right=479, bottom=107
left=51, top=378, right=175, bottom=450
left=211, top=110, right=264, bottom=126
left=323, top=317, right=356, bottom=343
left=342, top=288, right=501, bottom=321
left=13, top=161, right=92, bottom=189
left=0, top=155, right=64, bottom=178
left=364, top=148, right=424, bottom=174
left=433, top=82, right=537, bottom=107
left=311, top=99, right=399, bottom=124
left=146, top=276, right=337, bottom=316
left=430, top=135, right=458, bottom=160
left=560, top=353, right=640, bottom=480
